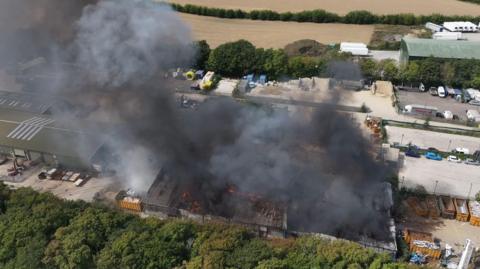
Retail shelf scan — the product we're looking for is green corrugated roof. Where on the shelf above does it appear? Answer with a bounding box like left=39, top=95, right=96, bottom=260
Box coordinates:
left=402, top=38, right=480, bottom=60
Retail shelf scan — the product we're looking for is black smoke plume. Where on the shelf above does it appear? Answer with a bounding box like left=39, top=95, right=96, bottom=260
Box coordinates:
left=0, top=0, right=391, bottom=240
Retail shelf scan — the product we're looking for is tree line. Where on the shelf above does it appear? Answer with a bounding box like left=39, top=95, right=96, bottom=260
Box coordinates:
left=195, top=39, right=480, bottom=89
left=195, top=40, right=350, bottom=79
left=360, top=58, right=480, bottom=88
left=0, top=183, right=427, bottom=269
left=458, top=0, right=480, bottom=4
left=172, top=3, right=480, bottom=26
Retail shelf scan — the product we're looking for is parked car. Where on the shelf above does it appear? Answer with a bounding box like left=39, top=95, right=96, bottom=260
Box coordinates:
left=429, top=87, right=438, bottom=96
left=438, top=86, right=448, bottom=98
left=406, top=147, right=421, bottom=158
left=447, top=155, right=461, bottom=163
left=425, top=151, right=442, bottom=160
left=464, top=158, right=480, bottom=165
left=453, top=147, right=470, bottom=155
left=443, top=110, right=453, bottom=120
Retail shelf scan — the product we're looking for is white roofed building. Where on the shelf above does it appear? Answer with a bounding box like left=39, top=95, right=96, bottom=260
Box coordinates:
left=340, top=42, right=369, bottom=56
left=443, top=21, right=478, bottom=32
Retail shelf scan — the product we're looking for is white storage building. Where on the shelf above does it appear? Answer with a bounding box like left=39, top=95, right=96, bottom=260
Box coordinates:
left=432, top=31, right=463, bottom=40
left=425, top=22, right=443, bottom=32
left=443, top=22, right=478, bottom=32
left=340, top=42, right=369, bottom=56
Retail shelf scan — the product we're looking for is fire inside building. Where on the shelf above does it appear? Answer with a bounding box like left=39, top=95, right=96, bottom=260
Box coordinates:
left=141, top=166, right=398, bottom=257
left=143, top=169, right=288, bottom=238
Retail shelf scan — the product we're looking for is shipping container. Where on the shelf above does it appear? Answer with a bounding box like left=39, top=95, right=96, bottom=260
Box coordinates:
left=469, top=201, right=480, bottom=227
left=406, top=197, right=428, bottom=217
left=437, top=196, right=456, bottom=219
left=426, top=195, right=440, bottom=218
left=118, top=197, right=142, bottom=212
left=454, top=198, right=470, bottom=222
left=404, top=229, right=441, bottom=259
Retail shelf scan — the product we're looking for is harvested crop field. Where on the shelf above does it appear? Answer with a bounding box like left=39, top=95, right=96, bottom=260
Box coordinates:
left=180, top=14, right=374, bottom=48
left=169, top=0, right=480, bottom=16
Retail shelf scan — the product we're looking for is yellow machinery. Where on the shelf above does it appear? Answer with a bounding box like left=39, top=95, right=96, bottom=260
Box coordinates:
left=200, top=71, right=215, bottom=90
left=185, top=70, right=195, bottom=80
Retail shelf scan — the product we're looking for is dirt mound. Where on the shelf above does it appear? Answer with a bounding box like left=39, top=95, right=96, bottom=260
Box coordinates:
left=284, top=39, right=328, bottom=57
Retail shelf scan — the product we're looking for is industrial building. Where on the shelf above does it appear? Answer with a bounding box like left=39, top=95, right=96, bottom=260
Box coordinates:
left=0, top=90, right=57, bottom=114
left=443, top=22, right=479, bottom=33
left=0, top=99, right=104, bottom=169
left=400, top=38, right=480, bottom=64
left=340, top=42, right=369, bottom=56
left=143, top=169, right=288, bottom=237
left=142, top=168, right=397, bottom=256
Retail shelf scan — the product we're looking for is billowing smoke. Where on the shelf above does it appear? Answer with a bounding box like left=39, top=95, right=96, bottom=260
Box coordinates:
left=0, top=0, right=392, bottom=239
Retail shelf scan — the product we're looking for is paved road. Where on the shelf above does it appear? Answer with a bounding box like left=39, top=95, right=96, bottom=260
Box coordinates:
left=386, top=125, right=480, bottom=152
left=399, top=156, right=480, bottom=199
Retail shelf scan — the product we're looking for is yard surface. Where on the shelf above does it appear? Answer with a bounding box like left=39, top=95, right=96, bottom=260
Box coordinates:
left=399, top=156, right=480, bottom=199
left=386, top=125, right=480, bottom=151
left=169, top=0, right=480, bottom=16
left=180, top=13, right=374, bottom=48
left=396, top=90, right=478, bottom=121
left=399, top=209, right=480, bottom=253
left=2, top=163, right=116, bottom=202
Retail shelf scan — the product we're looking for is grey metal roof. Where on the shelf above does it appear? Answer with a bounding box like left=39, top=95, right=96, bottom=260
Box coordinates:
left=402, top=38, right=480, bottom=60
left=0, top=108, right=104, bottom=160
left=0, top=90, right=55, bottom=114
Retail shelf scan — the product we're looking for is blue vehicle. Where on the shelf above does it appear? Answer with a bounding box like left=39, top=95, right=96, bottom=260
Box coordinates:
left=425, top=151, right=442, bottom=161
left=405, top=145, right=421, bottom=158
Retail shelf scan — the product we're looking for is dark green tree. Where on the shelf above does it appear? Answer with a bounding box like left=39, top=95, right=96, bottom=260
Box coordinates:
left=207, top=40, right=256, bottom=77
left=288, top=56, right=323, bottom=78
left=193, top=40, right=211, bottom=70
left=263, top=49, right=289, bottom=80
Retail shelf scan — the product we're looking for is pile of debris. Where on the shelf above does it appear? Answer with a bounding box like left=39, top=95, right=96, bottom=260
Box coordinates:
left=364, top=116, right=383, bottom=140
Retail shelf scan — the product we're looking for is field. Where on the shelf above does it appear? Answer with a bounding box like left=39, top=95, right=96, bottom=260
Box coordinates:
left=180, top=14, right=374, bottom=48
left=169, top=0, right=480, bottom=15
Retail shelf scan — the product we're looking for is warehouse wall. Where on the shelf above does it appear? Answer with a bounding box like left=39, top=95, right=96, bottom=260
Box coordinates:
left=0, top=144, right=92, bottom=170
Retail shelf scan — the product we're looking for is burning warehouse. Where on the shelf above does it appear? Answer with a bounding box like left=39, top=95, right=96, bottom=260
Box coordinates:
left=142, top=167, right=397, bottom=255
left=143, top=169, right=288, bottom=237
